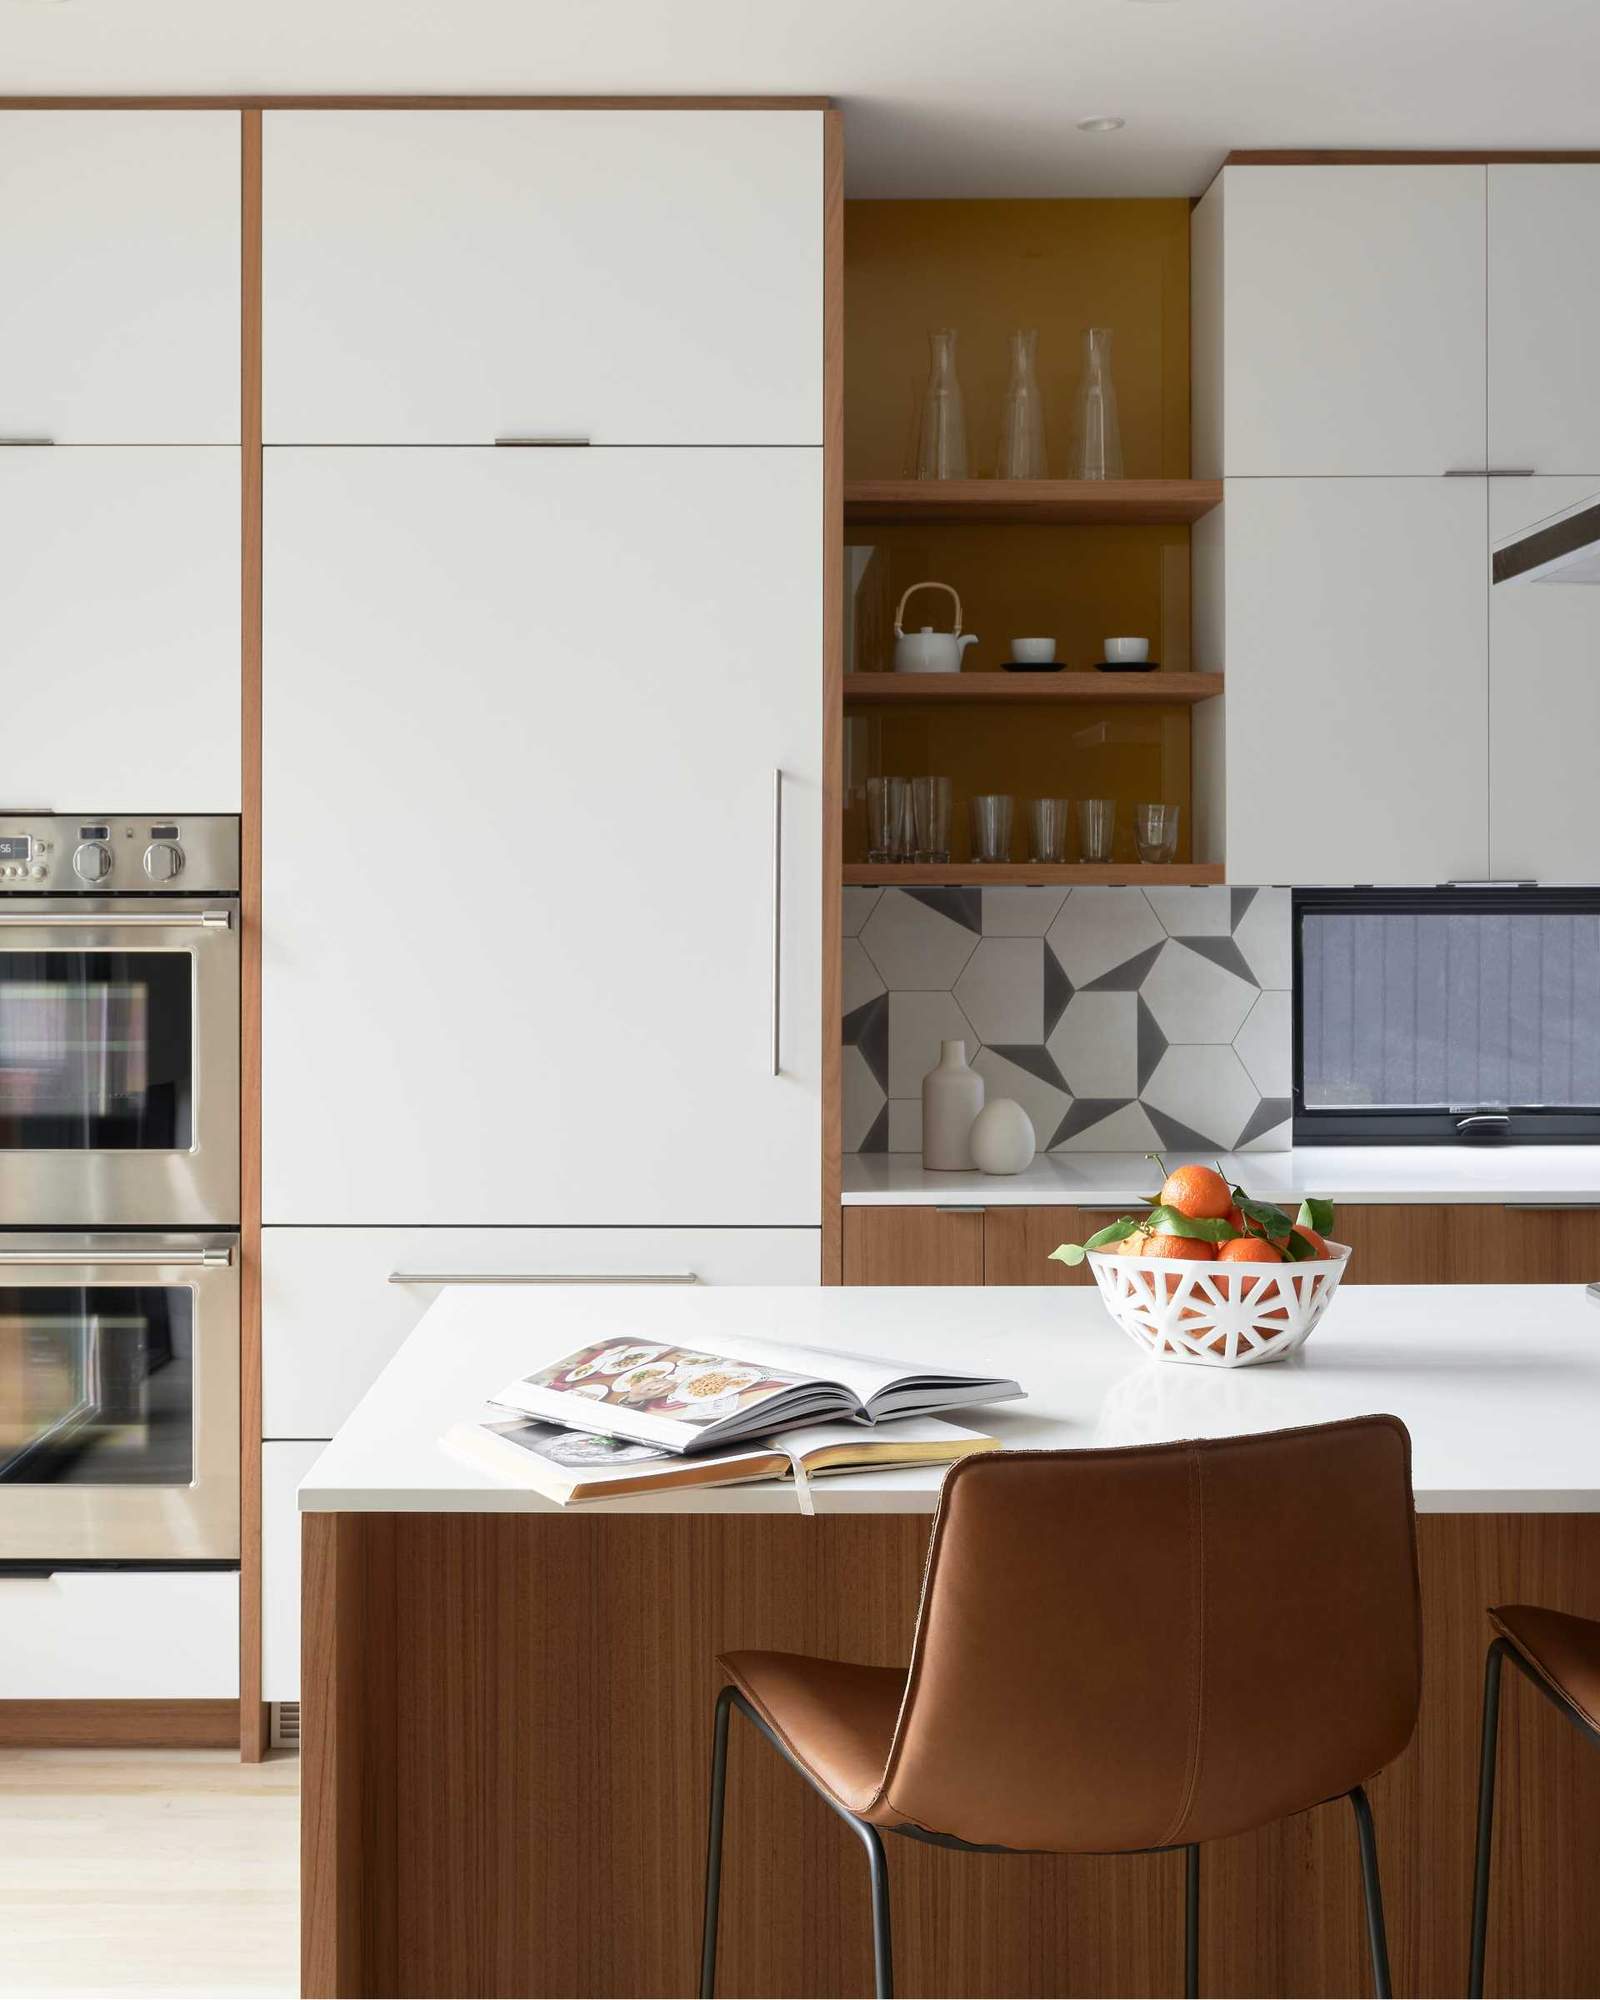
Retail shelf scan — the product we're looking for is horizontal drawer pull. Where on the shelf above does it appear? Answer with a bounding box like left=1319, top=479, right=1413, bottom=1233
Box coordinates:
left=0, top=1247, right=231, bottom=1268
left=933, top=1205, right=985, bottom=1216
left=0, top=909, right=231, bottom=929
left=1444, top=467, right=1535, bottom=477
left=0, top=437, right=53, bottom=447
left=387, top=1270, right=698, bottom=1286
left=1502, top=1203, right=1600, bottom=1212
left=494, top=436, right=591, bottom=448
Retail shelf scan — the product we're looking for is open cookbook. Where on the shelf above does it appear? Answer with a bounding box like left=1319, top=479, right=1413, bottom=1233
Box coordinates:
left=443, top=1413, right=999, bottom=1506
left=487, top=1334, right=1024, bottom=1454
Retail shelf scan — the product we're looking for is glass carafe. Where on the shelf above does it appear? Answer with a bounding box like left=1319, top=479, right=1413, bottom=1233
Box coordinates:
left=1069, top=326, right=1124, bottom=480
left=995, top=327, right=1048, bottom=479
left=916, top=330, right=969, bottom=481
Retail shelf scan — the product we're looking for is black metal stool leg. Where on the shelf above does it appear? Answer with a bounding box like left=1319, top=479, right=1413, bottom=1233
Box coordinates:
left=1468, top=1638, right=1507, bottom=1999
left=1184, top=1843, right=1201, bottom=1998
left=856, top=1819, right=895, bottom=1999
left=1349, top=1785, right=1392, bottom=1999
left=699, top=1686, right=734, bottom=1998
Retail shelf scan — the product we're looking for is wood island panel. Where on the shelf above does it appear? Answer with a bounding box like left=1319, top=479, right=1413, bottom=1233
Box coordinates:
left=841, top=1206, right=984, bottom=1285
left=301, top=1508, right=1600, bottom=1999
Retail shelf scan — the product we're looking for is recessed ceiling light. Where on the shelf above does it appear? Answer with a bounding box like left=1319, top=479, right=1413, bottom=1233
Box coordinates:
left=1076, top=117, right=1126, bottom=133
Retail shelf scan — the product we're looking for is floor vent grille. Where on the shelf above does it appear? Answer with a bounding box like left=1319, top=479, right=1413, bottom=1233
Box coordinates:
left=270, top=1701, right=301, bottom=1751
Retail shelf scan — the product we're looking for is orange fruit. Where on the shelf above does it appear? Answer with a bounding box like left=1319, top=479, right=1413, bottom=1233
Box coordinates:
left=1140, top=1232, right=1217, bottom=1262
left=1158, top=1165, right=1233, bottom=1221
left=1215, top=1236, right=1283, bottom=1264
left=1291, top=1224, right=1330, bottom=1260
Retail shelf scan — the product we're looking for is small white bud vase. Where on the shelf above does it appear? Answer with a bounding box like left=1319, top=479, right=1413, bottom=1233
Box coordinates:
left=921, top=1040, right=985, bottom=1171
left=971, top=1098, right=1036, bottom=1176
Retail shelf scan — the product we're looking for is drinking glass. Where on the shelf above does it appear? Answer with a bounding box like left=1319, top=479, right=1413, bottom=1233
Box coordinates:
left=1077, top=798, right=1116, bottom=864
left=911, top=776, right=952, bottom=863
left=1029, top=798, right=1071, bottom=864
left=969, top=794, right=1014, bottom=864
left=1069, top=327, right=1124, bottom=480
left=867, top=776, right=911, bottom=864
left=916, top=330, right=969, bottom=481
left=1135, top=802, right=1180, bottom=864
left=995, top=327, right=1047, bottom=479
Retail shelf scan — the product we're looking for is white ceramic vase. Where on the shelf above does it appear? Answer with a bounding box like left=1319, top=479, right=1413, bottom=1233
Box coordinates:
left=921, top=1040, right=984, bottom=1171
left=971, top=1098, right=1036, bottom=1175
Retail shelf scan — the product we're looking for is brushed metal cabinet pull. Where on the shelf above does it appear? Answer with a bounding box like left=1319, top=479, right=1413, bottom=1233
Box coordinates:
left=1444, top=467, right=1536, bottom=477
left=493, top=436, right=591, bottom=447
left=934, top=1205, right=986, bottom=1215
left=1503, top=1202, right=1600, bottom=1212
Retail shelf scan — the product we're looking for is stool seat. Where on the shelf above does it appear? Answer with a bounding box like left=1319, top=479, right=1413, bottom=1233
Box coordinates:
left=719, top=1649, right=903, bottom=1818
left=1489, top=1603, right=1600, bottom=1735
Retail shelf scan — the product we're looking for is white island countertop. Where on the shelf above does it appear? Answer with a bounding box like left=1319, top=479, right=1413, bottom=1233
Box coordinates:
left=299, top=1281, right=1600, bottom=1517
left=843, top=1146, right=1600, bottom=1207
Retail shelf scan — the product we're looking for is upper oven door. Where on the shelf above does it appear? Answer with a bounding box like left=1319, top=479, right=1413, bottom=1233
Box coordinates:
left=0, top=899, right=239, bottom=1226
left=0, top=1233, right=240, bottom=1563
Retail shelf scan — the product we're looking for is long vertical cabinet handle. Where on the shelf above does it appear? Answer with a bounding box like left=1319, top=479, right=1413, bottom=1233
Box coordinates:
left=771, top=768, right=784, bottom=1077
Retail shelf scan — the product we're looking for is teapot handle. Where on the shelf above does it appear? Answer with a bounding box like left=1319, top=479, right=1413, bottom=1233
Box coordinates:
left=893, top=580, right=962, bottom=638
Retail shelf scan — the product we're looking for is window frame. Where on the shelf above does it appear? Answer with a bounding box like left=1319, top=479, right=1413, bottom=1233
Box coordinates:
left=1291, top=885, right=1600, bottom=1145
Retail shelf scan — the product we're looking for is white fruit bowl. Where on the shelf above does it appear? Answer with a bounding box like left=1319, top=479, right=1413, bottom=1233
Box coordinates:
left=1085, top=1241, right=1352, bottom=1368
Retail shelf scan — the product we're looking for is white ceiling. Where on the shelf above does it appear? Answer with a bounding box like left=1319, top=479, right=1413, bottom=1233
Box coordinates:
left=3, top=0, right=1599, bottom=197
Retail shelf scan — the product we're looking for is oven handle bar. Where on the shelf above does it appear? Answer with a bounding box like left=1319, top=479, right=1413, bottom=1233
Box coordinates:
left=0, top=1248, right=233, bottom=1268
left=387, top=1270, right=698, bottom=1286
left=0, top=909, right=231, bottom=929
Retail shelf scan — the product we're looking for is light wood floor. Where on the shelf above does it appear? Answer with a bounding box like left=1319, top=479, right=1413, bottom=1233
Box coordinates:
left=0, top=1748, right=297, bottom=1998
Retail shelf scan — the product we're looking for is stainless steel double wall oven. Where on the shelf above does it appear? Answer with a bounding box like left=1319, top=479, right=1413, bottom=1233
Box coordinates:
left=0, top=815, right=240, bottom=1564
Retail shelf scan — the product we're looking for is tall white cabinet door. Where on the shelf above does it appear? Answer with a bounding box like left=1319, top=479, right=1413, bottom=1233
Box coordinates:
left=1489, top=167, right=1600, bottom=474
left=262, top=111, right=822, bottom=444
left=263, top=448, right=821, bottom=1225
left=0, top=111, right=239, bottom=443
left=1208, top=166, right=1486, bottom=476
left=1223, top=478, right=1488, bottom=885
left=0, top=449, right=240, bottom=810
left=1490, top=478, right=1600, bottom=880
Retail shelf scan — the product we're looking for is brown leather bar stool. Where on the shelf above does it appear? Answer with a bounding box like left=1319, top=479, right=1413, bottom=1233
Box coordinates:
left=1468, top=1603, right=1600, bottom=1996
left=700, top=1417, right=1421, bottom=2000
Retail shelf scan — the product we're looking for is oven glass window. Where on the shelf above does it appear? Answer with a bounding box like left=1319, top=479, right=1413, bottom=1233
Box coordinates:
left=0, top=1287, right=193, bottom=1486
left=0, top=952, right=192, bottom=1149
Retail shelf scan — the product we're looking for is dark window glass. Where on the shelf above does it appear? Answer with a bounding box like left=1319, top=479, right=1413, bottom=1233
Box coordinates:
left=1295, top=889, right=1600, bottom=1142
left=0, top=1287, right=193, bottom=1486
left=0, top=951, right=192, bottom=1149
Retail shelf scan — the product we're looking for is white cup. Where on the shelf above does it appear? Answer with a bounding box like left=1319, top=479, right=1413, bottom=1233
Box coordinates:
left=1103, top=635, right=1150, bottom=663
left=1010, top=636, right=1057, bottom=664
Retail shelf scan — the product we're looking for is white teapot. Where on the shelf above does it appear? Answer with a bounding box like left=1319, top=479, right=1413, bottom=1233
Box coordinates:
left=892, top=581, right=979, bottom=674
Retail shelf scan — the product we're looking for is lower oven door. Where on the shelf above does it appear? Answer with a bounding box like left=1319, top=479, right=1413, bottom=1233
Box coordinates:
left=0, top=1234, right=239, bottom=1562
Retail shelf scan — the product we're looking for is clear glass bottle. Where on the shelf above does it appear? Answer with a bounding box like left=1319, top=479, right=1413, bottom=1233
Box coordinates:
left=916, top=330, right=969, bottom=481
left=995, top=327, right=1048, bottom=479
left=1069, top=326, right=1124, bottom=480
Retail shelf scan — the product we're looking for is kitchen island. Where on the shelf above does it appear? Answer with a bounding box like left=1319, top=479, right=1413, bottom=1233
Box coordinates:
left=300, top=1284, right=1600, bottom=1998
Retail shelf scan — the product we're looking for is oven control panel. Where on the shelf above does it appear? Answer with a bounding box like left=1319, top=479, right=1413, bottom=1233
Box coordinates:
left=0, top=815, right=240, bottom=893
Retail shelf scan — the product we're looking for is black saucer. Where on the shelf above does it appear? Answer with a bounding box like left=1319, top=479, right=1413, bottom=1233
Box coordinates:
left=1002, top=660, right=1065, bottom=673
left=1095, top=660, right=1160, bottom=673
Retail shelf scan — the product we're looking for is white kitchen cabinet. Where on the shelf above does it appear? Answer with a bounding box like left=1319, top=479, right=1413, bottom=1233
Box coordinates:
left=0, top=111, right=239, bottom=443
left=1192, top=165, right=1486, bottom=477
left=262, top=1226, right=821, bottom=1439
left=0, top=449, right=240, bottom=810
left=1490, top=478, right=1600, bottom=880
left=262, top=447, right=820, bottom=1225
left=1218, top=478, right=1488, bottom=884
left=262, top=110, right=822, bottom=444
left=262, top=1440, right=321, bottom=1702
left=1489, top=166, right=1600, bottom=474
left=0, top=1570, right=238, bottom=1698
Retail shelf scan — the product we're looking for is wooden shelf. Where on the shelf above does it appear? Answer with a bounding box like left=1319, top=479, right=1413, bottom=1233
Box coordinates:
left=845, top=671, right=1222, bottom=705
left=843, top=862, right=1226, bottom=887
left=843, top=478, right=1222, bottom=527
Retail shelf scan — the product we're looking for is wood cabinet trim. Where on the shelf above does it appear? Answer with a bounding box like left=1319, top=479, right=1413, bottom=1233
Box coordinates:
left=0, top=96, right=833, bottom=111
left=821, top=109, right=843, bottom=1283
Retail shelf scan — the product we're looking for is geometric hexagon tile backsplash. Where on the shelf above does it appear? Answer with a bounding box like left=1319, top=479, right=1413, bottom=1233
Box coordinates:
left=843, top=884, right=1292, bottom=1154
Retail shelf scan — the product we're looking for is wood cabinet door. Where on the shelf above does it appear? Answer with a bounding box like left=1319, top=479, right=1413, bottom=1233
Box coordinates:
left=841, top=1208, right=983, bottom=1285
left=0, top=448, right=240, bottom=809
left=1222, top=477, right=1488, bottom=884
left=1490, top=477, right=1600, bottom=879
left=1489, top=166, right=1600, bottom=475
left=1212, top=165, right=1486, bottom=476
left=983, top=1205, right=1105, bottom=1285
left=262, top=110, right=823, bottom=445
left=262, top=446, right=820, bottom=1226
left=0, top=111, right=239, bottom=443
left=1333, top=1204, right=1600, bottom=1283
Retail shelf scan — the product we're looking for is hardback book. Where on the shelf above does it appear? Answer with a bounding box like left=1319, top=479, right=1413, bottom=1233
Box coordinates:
left=442, top=1412, right=1000, bottom=1506
left=487, top=1334, right=1024, bottom=1454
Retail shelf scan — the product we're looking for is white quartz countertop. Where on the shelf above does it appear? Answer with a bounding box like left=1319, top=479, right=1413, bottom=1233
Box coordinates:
left=299, top=1281, right=1600, bottom=1517
left=842, top=1147, right=1600, bottom=1207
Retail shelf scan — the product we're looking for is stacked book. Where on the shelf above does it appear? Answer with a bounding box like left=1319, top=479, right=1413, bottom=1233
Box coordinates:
left=443, top=1333, right=1024, bottom=1505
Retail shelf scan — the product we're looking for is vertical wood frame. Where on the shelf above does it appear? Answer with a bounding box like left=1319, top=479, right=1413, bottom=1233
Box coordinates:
left=239, top=107, right=267, bottom=1762
left=821, top=110, right=844, bottom=1283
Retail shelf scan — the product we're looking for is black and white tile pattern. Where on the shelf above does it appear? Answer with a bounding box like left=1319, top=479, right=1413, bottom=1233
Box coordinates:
left=843, top=885, right=1292, bottom=1154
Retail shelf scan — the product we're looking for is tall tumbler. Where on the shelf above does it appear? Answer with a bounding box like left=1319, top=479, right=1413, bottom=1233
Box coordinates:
left=969, top=794, right=1014, bottom=864
left=1077, top=798, right=1116, bottom=864
left=867, top=777, right=911, bottom=864
left=912, top=776, right=953, bottom=864
left=1029, top=798, right=1071, bottom=864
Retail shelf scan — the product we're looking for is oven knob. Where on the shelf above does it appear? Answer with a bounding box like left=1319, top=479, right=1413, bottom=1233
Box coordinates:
left=142, top=840, right=185, bottom=883
left=72, top=840, right=113, bottom=884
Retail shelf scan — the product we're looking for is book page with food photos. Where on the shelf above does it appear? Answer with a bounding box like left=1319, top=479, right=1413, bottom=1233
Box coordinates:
left=488, top=1334, right=1023, bottom=1453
